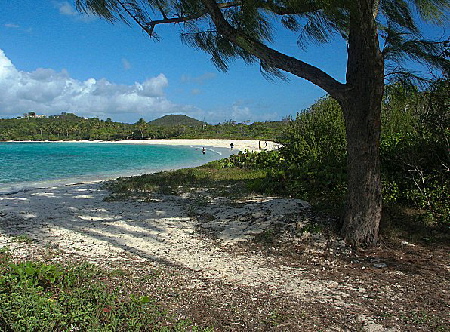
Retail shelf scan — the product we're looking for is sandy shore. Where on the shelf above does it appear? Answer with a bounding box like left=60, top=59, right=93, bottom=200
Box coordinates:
left=0, top=182, right=350, bottom=300
left=108, top=139, right=281, bottom=152
left=1, top=138, right=338, bottom=301
left=0, top=146, right=363, bottom=306
left=1, top=145, right=442, bottom=331
left=8, top=139, right=281, bottom=153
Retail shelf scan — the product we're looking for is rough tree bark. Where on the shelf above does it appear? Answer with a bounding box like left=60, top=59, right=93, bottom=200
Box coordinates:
left=201, top=0, right=385, bottom=246
left=338, top=0, right=384, bottom=246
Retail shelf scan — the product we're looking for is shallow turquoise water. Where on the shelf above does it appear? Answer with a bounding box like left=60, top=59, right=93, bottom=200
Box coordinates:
left=0, top=142, right=230, bottom=193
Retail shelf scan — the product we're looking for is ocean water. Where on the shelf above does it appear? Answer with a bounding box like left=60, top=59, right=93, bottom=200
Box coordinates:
left=0, top=142, right=231, bottom=194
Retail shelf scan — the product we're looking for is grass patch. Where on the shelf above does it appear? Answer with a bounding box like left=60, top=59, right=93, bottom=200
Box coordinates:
left=0, top=255, right=211, bottom=331
left=105, top=160, right=269, bottom=200
left=11, top=234, right=34, bottom=244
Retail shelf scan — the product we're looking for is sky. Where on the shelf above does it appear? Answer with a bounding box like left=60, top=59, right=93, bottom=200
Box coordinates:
left=0, top=1, right=447, bottom=124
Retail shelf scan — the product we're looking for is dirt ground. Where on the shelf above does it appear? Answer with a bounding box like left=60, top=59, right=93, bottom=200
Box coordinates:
left=131, top=227, right=449, bottom=331
left=0, top=183, right=448, bottom=331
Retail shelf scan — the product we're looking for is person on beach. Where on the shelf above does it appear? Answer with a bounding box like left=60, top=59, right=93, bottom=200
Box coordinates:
left=230, top=142, right=234, bottom=150
left=202, top=147, right=206, bottom=154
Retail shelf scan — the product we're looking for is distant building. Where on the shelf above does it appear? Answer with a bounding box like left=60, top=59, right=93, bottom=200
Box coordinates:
left=23, top=112, right=46, bottom=119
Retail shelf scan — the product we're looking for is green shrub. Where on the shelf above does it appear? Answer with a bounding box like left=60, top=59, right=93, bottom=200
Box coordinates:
left=230, top=83, right=448, bottom=224
left=273, top=96, right=347, bottom=209
left=381, top=80, right=449, bottom=224
left=0, top=260, right=207, bottom=331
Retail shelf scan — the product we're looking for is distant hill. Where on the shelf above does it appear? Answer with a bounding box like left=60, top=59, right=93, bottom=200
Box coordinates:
left=148, top=115, right=206, bottom=127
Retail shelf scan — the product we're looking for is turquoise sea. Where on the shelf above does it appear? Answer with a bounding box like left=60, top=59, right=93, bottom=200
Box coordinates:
left=0, top=142, right=231, bottom=194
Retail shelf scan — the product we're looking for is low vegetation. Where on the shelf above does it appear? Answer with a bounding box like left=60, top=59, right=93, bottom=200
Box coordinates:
left=105, top=161, right=268, bottom=200
left=1, top=80, right=448, bottom=330
left=0, top=248, right=211, bottom=331
left=109, top=79, right=449, bottom=232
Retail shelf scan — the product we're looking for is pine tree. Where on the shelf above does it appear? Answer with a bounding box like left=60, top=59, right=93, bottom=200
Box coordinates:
left=75, top=0, right=449, bottom=246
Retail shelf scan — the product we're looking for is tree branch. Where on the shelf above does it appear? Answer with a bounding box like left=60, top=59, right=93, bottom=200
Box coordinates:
left=116, top=0, right=154, bottom=35
left=135, top=0, right=322, bottom=37
left=143, top=1, right=241, bottom=37
left=115, top=0, right=344, bottom=98
left=200, top=0, right=346, bottom=100
left=145, top=15, right=201, bottom=36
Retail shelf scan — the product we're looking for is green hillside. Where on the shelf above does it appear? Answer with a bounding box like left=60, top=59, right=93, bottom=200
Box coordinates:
left=148, top=115, right=206, bottom=127
left=0, top=112, right=284, bottom=141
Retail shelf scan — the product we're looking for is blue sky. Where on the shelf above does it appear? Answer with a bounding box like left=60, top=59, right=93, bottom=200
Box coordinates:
left=0, top=1, right=446, bottom=123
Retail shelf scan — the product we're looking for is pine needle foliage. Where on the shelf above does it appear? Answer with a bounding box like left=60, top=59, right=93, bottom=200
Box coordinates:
left=75, top=0, right=449, bottom=80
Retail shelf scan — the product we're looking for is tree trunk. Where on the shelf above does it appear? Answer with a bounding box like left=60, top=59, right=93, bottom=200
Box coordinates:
left=203, top=0, right=384, bottom=246
left=339, top=0, right=384, bottom=246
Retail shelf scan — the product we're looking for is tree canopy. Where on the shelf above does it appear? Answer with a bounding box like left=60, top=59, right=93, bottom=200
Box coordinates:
left=74, top=0, right=449, bottom=246
left=76, top=0, right=448, bottom=87
left=0, top=113, right=284, bottom=141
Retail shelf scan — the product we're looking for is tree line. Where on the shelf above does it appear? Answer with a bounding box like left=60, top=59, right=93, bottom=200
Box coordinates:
left=0, top=113, right=285, bottom=141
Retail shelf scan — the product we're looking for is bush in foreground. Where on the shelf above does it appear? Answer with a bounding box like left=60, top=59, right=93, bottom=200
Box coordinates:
left=0, top=250, right=210, bottom=331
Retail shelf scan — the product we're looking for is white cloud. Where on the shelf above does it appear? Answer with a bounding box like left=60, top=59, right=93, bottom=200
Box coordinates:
left=0, top=49, right=198, bottom=122
left=56, top=1, right=78, bottom=16
left=4, top=23, right=20, bottom=29
left=180, top=72, right=217, bottom=84
left=54, top=1, right=95, bottom=22
left=205, top=102, right=280, bottom=124
left=231, top=105, right=252, bottom=121
left=122, top=58, right=131, bottom=70
left=0, top=50, right=281, bottom=124
left=4, top=23, right=32, bottom=33
left=135, top=75, right=168, bottom=97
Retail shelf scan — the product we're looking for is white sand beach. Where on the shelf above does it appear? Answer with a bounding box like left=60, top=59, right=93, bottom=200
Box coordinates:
left=117, top=139, right=282, bottom=152
left=0, top=181, right=354, bottom=300
left=0, top=138, right=349, bottom=301
left=0, top=183, right=333, bottom=297
left=10, top=138, right=281, bottom=152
